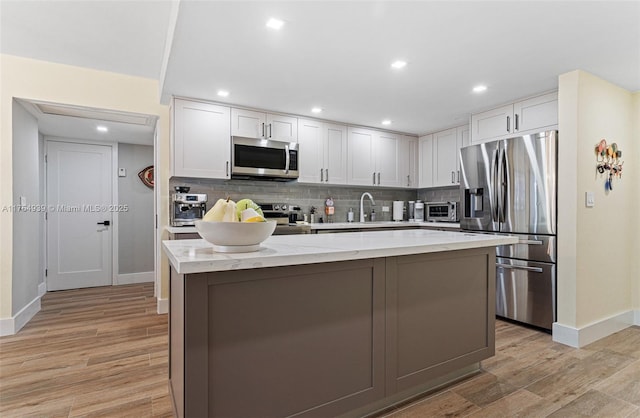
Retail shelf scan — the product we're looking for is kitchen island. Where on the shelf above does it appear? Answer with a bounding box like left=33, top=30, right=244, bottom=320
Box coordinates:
left=163, top=230, right=517, bottom=418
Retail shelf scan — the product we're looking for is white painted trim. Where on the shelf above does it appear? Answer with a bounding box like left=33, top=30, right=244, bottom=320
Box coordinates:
left=38, top=282, right=46, bottom=297
left=0, top=294, right=42, bottom=336
left=112, top=142, right=119, bottom=286
left=553, top=310, right=634, bottom=348
left=634, top=310, right=640, bottom=326
left=159, top=0, right=181, bottom=103
left=115, top=271, right=154, bottom=285
left=157, top=297, right=168, bottom=314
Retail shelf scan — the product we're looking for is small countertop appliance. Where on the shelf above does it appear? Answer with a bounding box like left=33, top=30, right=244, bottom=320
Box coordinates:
left=171, top=187, right=207, bottom=227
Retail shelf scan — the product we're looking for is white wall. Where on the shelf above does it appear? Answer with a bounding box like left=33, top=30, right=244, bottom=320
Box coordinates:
left=556, top=70, right=639, bottom=346
left=118, top=144, right=154, bottom=275
left=0, top=54, right=171, bottom=328
left=11, top=100, right=42, bottom=315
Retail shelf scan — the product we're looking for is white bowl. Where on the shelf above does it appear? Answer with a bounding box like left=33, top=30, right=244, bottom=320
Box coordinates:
left=194, top=220, right=277, bottom=252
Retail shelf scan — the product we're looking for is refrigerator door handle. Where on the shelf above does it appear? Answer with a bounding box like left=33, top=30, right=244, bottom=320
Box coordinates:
left=493, top=149, right=500, bottom=222
left=496, top=263, right=543, bottom=273
left=499, top=148, right=507, bottom=223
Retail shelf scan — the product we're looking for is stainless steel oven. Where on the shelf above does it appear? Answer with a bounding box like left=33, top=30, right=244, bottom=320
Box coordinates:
left=231, top=136, right=298, bottom=180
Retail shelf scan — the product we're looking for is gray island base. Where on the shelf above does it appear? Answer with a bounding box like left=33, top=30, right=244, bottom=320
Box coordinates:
left=163, top=230, right=518, bottom=418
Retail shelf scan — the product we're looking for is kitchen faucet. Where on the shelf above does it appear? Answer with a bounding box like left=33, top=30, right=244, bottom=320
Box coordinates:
left=359, top=192, right=376, bottom=222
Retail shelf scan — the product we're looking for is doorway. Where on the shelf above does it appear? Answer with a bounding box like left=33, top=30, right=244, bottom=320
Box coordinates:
left=45, top=140, right=114, bottom=291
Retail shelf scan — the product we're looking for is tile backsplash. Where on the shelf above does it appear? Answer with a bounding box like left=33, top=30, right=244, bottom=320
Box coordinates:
left=171, top=178, right=418, bottom=222
left=170, top=178, right=462, bottom=222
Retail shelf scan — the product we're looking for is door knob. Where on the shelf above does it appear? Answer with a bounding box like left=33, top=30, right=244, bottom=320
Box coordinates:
left=97, top=221, right=110, bottom=226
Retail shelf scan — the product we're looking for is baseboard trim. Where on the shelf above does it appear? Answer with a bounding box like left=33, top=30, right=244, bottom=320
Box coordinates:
left=553, top=310, right=634, bottom=348
left=157, top=297, right=168, bottom=314
left=115, top=271, right=154, bottom=285
left=38, top=282, right=46, bottom=297
left=0, top=294, right=42, bottom=336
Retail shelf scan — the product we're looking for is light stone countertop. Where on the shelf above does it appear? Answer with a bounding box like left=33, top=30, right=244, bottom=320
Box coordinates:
left=163, top=229, right=517, bottom=274
left=165, top=221, right=459, bottom=235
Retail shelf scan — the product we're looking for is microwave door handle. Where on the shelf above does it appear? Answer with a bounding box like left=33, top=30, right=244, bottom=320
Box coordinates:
left=284, top=145, right=290, bottom=174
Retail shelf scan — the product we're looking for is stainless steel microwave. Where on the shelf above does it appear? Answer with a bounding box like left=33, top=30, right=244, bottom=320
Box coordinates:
left=231, top=136, right=298, bottom=180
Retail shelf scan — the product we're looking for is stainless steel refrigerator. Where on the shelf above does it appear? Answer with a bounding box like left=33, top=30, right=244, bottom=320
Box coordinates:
left=459, top=130, right=557, bottom=331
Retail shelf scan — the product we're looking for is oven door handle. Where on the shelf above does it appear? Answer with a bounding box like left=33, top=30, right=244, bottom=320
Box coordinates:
left=496, top=263, right=543, bottom=273
left=284, top=144, right=290, bottom=174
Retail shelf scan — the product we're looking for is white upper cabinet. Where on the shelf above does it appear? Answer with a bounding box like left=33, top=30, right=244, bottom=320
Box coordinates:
left=470, top=91, right=557, bottom=144
left=172, top=99, right=231, bottom=179
left=231, top=108, right=297, bottom=142
left=298, top=119, right=347, bottom=185
left=347, top=127, right=403, bottom=187
left=433, top=127, right=457, bottom=187
left=418, top=124, right=469, bottom=188
left=347, top=127, right=376, bottom=186
left=418, top=134, right=434, bottom=188
left=400, top=135, right=419, bottom=188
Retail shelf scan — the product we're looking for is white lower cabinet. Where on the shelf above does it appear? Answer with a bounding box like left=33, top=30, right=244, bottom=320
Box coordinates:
left=172, top=99, right=231, bottom=179
left=470, top=91, right=557, bottom=144
left=298, top=119, right=347, bottom=185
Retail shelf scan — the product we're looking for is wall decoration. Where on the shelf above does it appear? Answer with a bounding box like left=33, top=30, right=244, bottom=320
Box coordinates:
left=138, top=165, right=154, bottom=189
left=594, top=139, right=623, bottom=191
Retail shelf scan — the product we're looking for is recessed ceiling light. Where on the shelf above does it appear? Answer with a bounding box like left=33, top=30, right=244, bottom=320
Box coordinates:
left=96, top=126, right=108, bottom=133
left=473, top=85, right=487, bottom=93
left=217, top=90, right=229, bottom=97
left=266, top=18, right=284, bottom=30
left=391, top=60, right=407, bottom=69
left=381, top=120, right=392, bottom=126
left=311, top=107, right=322, bottom=113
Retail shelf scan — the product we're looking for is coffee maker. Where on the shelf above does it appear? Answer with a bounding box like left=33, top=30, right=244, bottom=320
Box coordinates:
left=171, top=186, right=207, bottom=226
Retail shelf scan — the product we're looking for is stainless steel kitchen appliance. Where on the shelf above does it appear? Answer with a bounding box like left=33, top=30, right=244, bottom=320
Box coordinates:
left=259, top=203, right=310, bottom=234
left=171, top=192, right=207, bottom=227
left=459, top=130, right=557, bottom=331
left=425, top=201, right=458, bottom=222
left=231, top=136, right=298, bottom=180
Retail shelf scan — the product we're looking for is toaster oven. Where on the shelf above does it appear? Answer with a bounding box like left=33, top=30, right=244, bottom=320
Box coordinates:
left=425, top=201, right=458, bottom=222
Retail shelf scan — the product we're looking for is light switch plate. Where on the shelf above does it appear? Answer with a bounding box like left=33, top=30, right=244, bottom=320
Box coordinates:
left=381, top=206, right=390, bottom=212
left=19, top=196, right=26, bottom=206
left=118, top=168, right=126, bottom=177
left=585, top=191, right=595, bottom=207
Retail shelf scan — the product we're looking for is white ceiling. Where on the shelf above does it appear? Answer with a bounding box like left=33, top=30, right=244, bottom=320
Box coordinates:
left=2, top=1, right=639, bottom=137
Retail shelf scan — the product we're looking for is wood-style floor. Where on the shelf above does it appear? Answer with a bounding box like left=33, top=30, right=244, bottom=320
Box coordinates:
left=1, top=284, right=639, bottom=417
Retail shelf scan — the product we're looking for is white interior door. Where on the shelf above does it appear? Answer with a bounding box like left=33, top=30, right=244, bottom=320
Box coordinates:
left=46, top=141, right=113, bottom=291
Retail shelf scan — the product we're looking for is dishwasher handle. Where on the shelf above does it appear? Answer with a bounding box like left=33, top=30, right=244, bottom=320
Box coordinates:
left=496, top=263, right=543, bottom=273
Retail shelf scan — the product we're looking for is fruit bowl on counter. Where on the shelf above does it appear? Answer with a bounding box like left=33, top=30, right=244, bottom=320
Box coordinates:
left=195, top=197, right=276, bottom=252
left=194, top=220, right=277, bottom=253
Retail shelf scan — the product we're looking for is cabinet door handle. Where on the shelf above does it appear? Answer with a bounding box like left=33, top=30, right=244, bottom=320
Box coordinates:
left=506, top=116, right=510, bottom=132
left=377, top=172, right=381, bottom=185
left=261, top=123, right=265, bottom=138
left=325, top=169, right=329, bottom=182
left=268, top=123, right=272, bottom=138
left=373, top=172, right=376, bottom=185
left=457, top=170, right=460, bottom=183
left=515, top=114, right=519, bottom=130
left=407, top=175, right=410, bottom=187
left=451, top=171, right=455, bottom=183
left=226, top=161, right=229, bottom=177
left=320, top=168, right=324, bottom=182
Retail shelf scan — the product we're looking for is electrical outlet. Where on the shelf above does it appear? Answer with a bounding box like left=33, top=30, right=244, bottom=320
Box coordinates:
left=381, top=206, right=390, bottom=212
left=118, top=168, right=126, bottom=177
left=585, top=191, right=595, bottom=208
